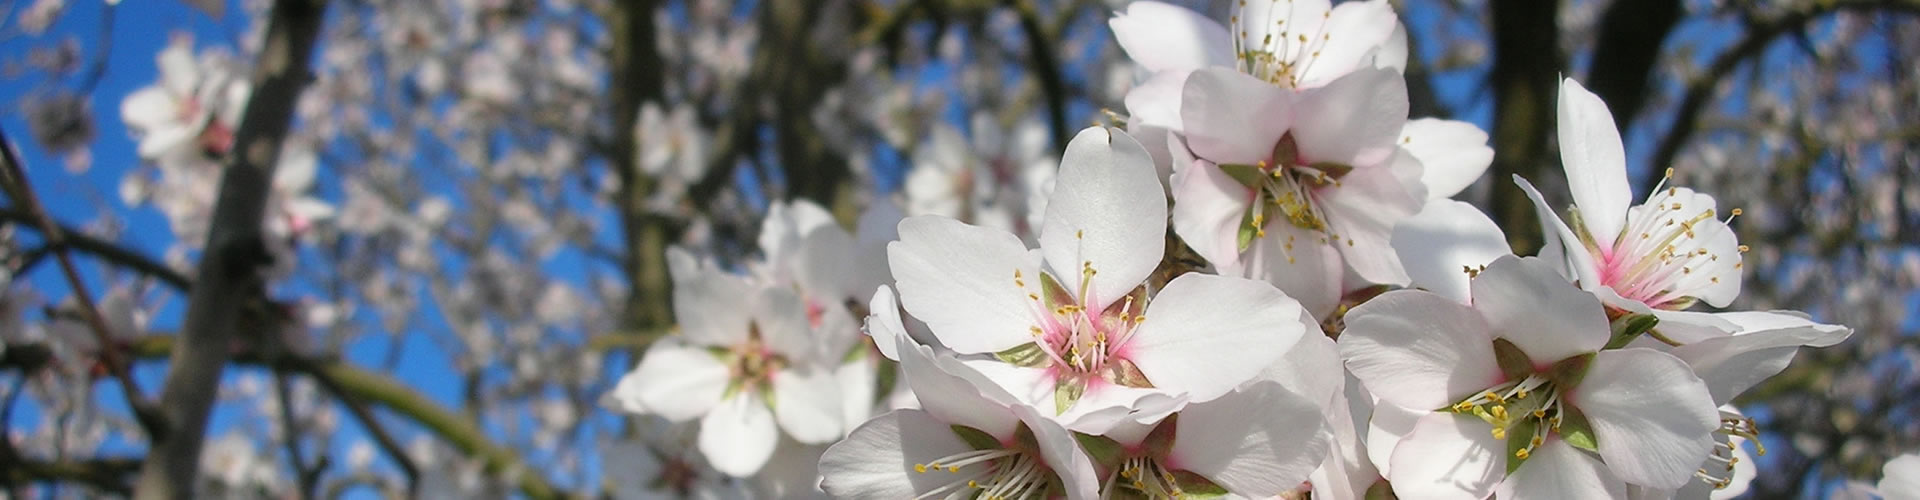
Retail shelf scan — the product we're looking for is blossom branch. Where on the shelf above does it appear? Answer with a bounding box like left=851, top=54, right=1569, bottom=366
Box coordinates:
left=0, top=208, right=191, bottom=291
left=133, top=0, right=331, bottom=496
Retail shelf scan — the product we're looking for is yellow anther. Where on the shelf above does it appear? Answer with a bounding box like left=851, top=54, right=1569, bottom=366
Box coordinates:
left=1491, top=427, right=1507, bottom=440
left=1515, top=448, right=1531, bottom=459
left=915, top=464, right=929, bottom=473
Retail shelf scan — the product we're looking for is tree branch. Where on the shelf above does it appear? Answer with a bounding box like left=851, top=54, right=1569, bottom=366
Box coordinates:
left=1585, top=0, right=1682, bottom=131
left=133, top=0, right=331, bottom=497
left=1486, top=0, right=1564, bottom=253
left=0, top=208, right=191, bottom=290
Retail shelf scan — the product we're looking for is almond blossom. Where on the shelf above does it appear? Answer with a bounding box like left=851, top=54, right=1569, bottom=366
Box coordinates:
left=1341, top=255, right=1721, bottom=498
left=119, top=36, right=248, bottom=165
left=1080, top=381, right=1331, bottom=499
left=888, top=126, right=1307, bottom=426
left=609, top=248, right=843, bottom=477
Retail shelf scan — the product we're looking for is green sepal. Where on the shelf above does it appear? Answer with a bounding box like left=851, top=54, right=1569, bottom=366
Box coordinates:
left=1168, top=470, right=1229, bottom=498
left=1217, top=163, right=1267, bottom=189
left=1605, top=313, right=1660, bottom=350
left=1363, top=479, right=1398, bottom=500
left=1559, top=406, right=1600, bottom=452
left=1504, top=418, right=1539, bottom=475
left=950, top=425, right=1002, bottom=451
left=1039, top=271, right=1076, bottom=311
left=1105, top=358, right=1154, bottom=388
left=1237, top=198, right=1261, bottom=252
left=1141, top=413, right=1179, bottom=457
left=1547, top=352, right=1595, bottom=389
left=1072, top=432, right=1128, bottom=470
left=1491, top=338, right=1536, bottom=381
left=1054, top=377, right=1088, bottom=414
left=995, top=342, right=1050, bottom=368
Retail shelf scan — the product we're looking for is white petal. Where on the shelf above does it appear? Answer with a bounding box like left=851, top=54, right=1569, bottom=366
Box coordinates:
left=1574, top=348, right=1719, bottom=490
left=1400, top=119, right=1493, bottom=199
left=627, top=342, right=731, bottom=421
left=795, top=225, right=857, bottom=301
left=1393, top=199, right=1511, bottom=304
left=699, top=390, right=779, bottom=477
left=773, top=368, right=845, bottom=444
left=1387, top=412, right=1503, bottom=500
left=1516, top=175, right=1604, bottom=287
left=1557, top=78, right=1631, bottom=250
left=864, top=286, right=909, bottom=361
left=1011, top=404, right=1101, bottom=500
left=673, top=266, right=754, bottom=347
left=1169, top=158, right=1254, bottom=275
left=1251, top=221, right=1346, bottom=320
left=888, top=216, right=1042, bottom=354
left=836, top=357, right=879, bottom=428
left=1667, top=312, right=1851, bottom=405
left=1470, top=255, right=1609, bottom=365
left=1496, top=438, right=1627, bottom=500
left=1110, top=2, right=1234, bottom=73
left=1171, top=382, right=1331, bottom=498
left=899, top=340, right=1022, bottom=441
left=1180, top=68, right=1294, bottom=165
left=1057, top=382, right=1184, bottom=435
left=1372, top=15, right=1410, bottom=72
left=1317, top=152, right=1421, bottom=285
left=1296, top=0, right=1402, bottom=87
left=1311, top=377, right=1382, bottom=500
left=753, top=286, right=819, bottom=362
left=1128, top=273, right=1305, bottom=403
left=1340, top=289, right=1502, bottom=411
left=120, top=87, right=182, bottom=130
left=818, top=409, right=975, bottom=499
left=1254, top=322, right=1343, bottom=411
left=1125, top=71, right=1192, bottom=132
left=1365, top=400, right=1421, bottom=477
left=1292, top=68, right=1407, bottom=167
left=602, top=367, right=652, bottom=415
left=1041, top=126, right=1167, bottom=310
left=1879, top=454, right=1920, bottom=500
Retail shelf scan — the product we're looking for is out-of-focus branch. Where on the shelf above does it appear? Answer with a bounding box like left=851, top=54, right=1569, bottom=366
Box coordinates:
left=1585, top=0, right=1681, bottom=132
left=123, top=336, right=568, bottom=500
left=1486, top=0, right=1563, bottom=254
left=0, top=128, right=167, bottom=439
left=0, top=209, right=191, bottom=290
left=0, top=456, right=141, bottom=496
left=605, top=0, right=675, bottom=335
left=1009, top=0, right=1070, bottom=150
left=1645, top=0, right=1920, bottom=189
left=133, top=0, right=331, bottom=497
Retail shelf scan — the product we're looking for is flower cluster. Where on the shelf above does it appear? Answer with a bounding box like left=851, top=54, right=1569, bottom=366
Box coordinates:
left=598, top=1, right=1854, bottom=498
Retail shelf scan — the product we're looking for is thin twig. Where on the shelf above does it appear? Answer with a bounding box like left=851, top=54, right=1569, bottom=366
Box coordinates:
left=0, top=127, right=167, bottom=440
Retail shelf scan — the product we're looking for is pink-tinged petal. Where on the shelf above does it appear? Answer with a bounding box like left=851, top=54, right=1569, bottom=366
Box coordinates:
left=627, top=341, right=731, bottom=421
left=1496, top=438, right=1627, bottom=500
left=1180, top=68, right=1294, bottom=165
left=819, top=409, right=975, bottom=499
left=888, top=215, right=1042, bottom=354
left=1340, top=290, right=1502, bottom=411
left=899, top=340, right=1022, bottom=441
left=1516, top=175, right=1603, bottom=287
left=1557, top=78, right=1631, bottom=249
left=1317, top=153, right=1422, bottom=285
left=754, top=286, right=819, bottom=362
left=1252, top=222, right=1345, bottom=320
left=1400, top=119, right=1493, bottom=199
left=1295, top=0, right=1402, bottom=87
left=1667, top=312, right=1852, bottom=405
left=1470, top=255, right=1609, bottom=364
left=772, top=367, right=845, bottom=444
left=1011, top=404, right=1101, bottom=500
left=1573, top=348, right=1719, bottom=489
left=1171, top=382, right=1331, bottom=498
left=1110, top=2, right=1233, bottom=73
left=1128, top=273, right=1305, bottom=403
left=672, top=266, right=754, bottom=347
left=1041, top=127, right=1167, bottom=310
left=1169, top=159, right=1255, bottom=275
left=1292, top=68, right=1407, bottom=167
left=1387, top=412, right=1504, bottom=500
left=1393, top=199, right=1511, bottom=304
left=1126, top=71, right=1192, bottom=133
left=700, top=390, right=780, bottom=477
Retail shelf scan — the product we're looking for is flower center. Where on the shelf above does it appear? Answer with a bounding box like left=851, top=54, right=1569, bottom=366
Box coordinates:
left=727, top=327, right=786, bottom=391
left=1226, top=134, right=1351, bottom=254
left=913, top=448, right=1054, bottom=500
left=1109, top=456, right=1188, bottom=499
left=1018, top=264, right=1148, bottom=381
left=1593, top=170, right=1745, bottom=309
left=1231, top=0, right=1337, bottom=89
left=1450, top=374, right=1567, bottom=461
